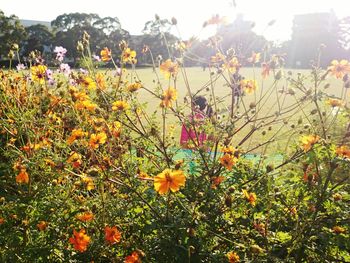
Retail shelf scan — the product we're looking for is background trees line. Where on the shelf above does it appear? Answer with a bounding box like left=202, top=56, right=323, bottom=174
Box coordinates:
left=0, top=10, right=349, bottom=68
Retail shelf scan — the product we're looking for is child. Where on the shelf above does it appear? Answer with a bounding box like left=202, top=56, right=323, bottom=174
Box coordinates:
left=180, top=95, right=212, bottom=149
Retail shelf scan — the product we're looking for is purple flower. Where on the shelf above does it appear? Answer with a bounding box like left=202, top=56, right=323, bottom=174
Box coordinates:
left=45, top=69, right=55, bottom=86
left=16, top=63, right=26, bottom=71
left=59, top=63, right=71, bottom=76
left=54, top=46, right=67, bottom=62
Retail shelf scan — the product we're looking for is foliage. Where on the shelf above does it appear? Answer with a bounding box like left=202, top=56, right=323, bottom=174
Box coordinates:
left=1, top=16, right=350, bottom=263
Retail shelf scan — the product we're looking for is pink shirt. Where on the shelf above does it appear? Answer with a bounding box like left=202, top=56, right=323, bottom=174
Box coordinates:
left=180, top=111, right=207, bottom=148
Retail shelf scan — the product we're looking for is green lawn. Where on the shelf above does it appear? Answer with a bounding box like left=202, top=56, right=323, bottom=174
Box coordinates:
left=125, top=67, right=344, bottom=154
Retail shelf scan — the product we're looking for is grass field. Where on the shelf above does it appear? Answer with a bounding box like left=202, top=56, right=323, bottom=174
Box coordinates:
left=125, top=67, right=345, bottom=154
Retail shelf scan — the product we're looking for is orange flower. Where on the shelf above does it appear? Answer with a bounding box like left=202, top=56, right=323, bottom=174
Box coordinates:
left=75, top=100, right=97, bottom=111
left=100, top=47, right=112, bottom=62
left=332, top=226, right=346, bottom=234
left=76, top=212, right=94, bottom=222
left=241, top=79, right=257, bottom=94
left=222, top=57, right=240, bottom=73
left=204, top=15, right=228, bottom=27
left=105, top=226, right=122, bottom=245
left=67, top=129, right=88, bottom=144
left=125, top=251, right=141, bottom=263
left=300, top=135, right=320, bottom=152
left=69, top=229, right=90, bottom=252
left=37, top=221, right=48, bottom=231
left=67, top=152, right=82, bottom=168
left=16, top=168, right=29, bottom=184
left=261, top=63, right=270, bottom=79
left=326, top=98, right=344, bottom=107
left=211, top=176, right=225, bottom=189
left=336, top=145, right=350, bottom=159
left=89, top=132, right=107, bottom=149
left=219, top=154, right=236, bottom=171
left=160, top=87, right=177, bottom=108
left=210, top=53, right=225, bottom=64
left=122, top=48, right=137, bottom=63
left=0, top=218, right=5, bottom=225
left=160, top=59, right=179, bottom=79
left=242, top=189, right=257, bottom=206
left=154, top=169, right=186, bottom=195
left=248, top=52, right=261, bottom=64
left=227, top=251, right=240, bottom=263
left=112, top=100, right=129, bottom=111
left=127, top=82, right=142, bottom=92
left=328, top=59, right=350, bottom=79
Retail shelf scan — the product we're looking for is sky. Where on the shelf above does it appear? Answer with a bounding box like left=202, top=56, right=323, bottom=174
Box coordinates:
left=0, top=0, right=347, bottom=42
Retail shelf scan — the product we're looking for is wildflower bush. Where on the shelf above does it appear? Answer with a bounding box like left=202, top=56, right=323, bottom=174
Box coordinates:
left=1, top=20, right=350, bottom=262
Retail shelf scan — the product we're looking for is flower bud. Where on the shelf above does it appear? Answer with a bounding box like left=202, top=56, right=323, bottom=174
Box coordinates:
left=8, top=50, right=15, bottom=59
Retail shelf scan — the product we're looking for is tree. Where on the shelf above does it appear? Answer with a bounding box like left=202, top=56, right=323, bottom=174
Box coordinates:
left=216, top=14, right=267, bottom=62
left=23, top=24, right=53, bottom=55
left=51, top=13, right=100, bottom=31
left=0, top=10, right=26, bottom=58
left=51, top=13, right=129, bottom=64
left=287, top=11, right=346, bottom=68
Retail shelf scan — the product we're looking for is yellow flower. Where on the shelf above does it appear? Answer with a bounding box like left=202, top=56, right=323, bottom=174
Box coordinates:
left=127, top=82, right=142, bottom=92
left=81, top=176, right=95, bottom=190
left=16, top=168, right=29, bottom=184
left=110, top=121, right=122, bottom=138
left=89, top=132, right=107, bottom=149
left=241, top=79, right=257, bottom=94
left=154, top=169, right=186, bottom=195
left=227, top=251, right=240, bottom=263
left=122, top=48, right=137, bottom=63
left=96, top=73, right=106, bottom=90
left=336, top=145, right=350, bottom=159
left=328, top=59, right=350, bottom=79
left=219, top=154, right=236, bottom=171
left=31, top=65, right=47, bottom=84
left=222, top=57, right=240, bottom=73
left=100, top=47, right=112, bottom=62
left=326, top=98, right=344, bottom=107
left=242, top=189, right=257, bottom=206
left=300, top=135, right=320, bottom=152
left=160, top=59, right=179, bottom=79
left=112, top=100, right=129, bottom=111
left=222, top=146, right=240, bottom=157
left=160, top=87, right=177, bottom=108
left=81, top=76, right=96, bottom=90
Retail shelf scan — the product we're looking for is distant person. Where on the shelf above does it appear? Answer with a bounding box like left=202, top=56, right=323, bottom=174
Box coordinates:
left=180, top=95, right=213, bottom=149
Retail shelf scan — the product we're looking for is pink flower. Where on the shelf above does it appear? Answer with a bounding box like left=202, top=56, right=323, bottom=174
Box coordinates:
left=93, top=55, right=101, bottom=62
left=54, top=46, right=67, bottom=62
left=59, top=63, right=71, bottom=76
left=16, top=63, right=26, bottom=71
